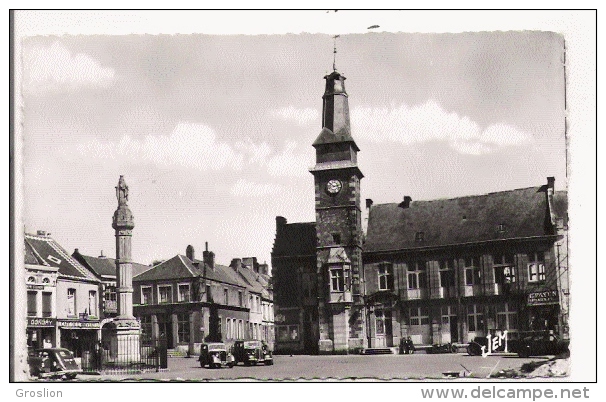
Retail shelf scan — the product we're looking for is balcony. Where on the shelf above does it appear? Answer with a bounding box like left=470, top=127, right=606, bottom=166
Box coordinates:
left=329, top=291, right=352, bottom=304
left=463, top=285, right=483, bottom=297
left=406, top=288, right=428, bottom=300
left=437, top=286, right=456, bottom=299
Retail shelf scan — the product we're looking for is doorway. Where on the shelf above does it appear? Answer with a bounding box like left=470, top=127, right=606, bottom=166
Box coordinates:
left=157, top=315, right=174, bottom=349
left=449, top=316, right=459, bottom=343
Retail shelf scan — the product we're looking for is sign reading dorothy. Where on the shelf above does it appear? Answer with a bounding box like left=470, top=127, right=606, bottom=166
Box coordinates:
left=527, top=290, right=559, bottom=306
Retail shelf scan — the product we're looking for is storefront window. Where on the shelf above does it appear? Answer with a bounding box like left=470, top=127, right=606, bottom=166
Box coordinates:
left=409, top=307, right=429, bottom=326
left=140, top=316, right=153, bottom=342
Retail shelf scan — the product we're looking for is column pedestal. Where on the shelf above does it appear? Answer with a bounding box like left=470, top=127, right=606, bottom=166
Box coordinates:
left=108, top=318, right=141, bottom=365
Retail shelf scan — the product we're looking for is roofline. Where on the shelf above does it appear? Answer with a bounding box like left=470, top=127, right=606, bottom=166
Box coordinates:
left=363, top=235, right=561, bottom=256
left=24, top=264, right=59, bottom=272
left=271, top=254, right=316, bottom=259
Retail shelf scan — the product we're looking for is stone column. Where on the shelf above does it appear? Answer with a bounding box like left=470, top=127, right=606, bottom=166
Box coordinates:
left=110, top=175, right=141, bottom=364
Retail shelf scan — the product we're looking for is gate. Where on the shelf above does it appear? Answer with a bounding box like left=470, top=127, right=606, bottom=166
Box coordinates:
left=79, top=336, right=168, bottom=374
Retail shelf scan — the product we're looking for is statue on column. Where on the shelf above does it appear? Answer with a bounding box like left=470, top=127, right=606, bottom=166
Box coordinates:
left=116, top=175, right=129, bottom=206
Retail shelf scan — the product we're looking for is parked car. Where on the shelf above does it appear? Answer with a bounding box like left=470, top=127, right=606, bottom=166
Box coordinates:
left=198, top=343, right=235, bottom=369
left=28, top=348, right=81, bottom=380
left=513, top=331, right=570, bottom=358
left=232, top=340, right=273, bottom=366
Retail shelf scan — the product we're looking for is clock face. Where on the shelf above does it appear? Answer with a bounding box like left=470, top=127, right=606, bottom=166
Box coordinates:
left=326, top=179, right=342, bottom=195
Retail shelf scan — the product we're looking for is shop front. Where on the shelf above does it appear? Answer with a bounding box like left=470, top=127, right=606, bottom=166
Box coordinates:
left=57, top=319, right=101, bottom=358
left=526, top=290, right=560, bottom=334
left=27, top=317, right=56, bottom=350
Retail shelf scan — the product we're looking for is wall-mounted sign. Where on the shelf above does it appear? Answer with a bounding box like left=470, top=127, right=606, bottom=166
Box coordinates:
left=27, top=284, right=45, bottom=290
left=27, top=317, right=56, bottom=327
left=57, top=320, right=100, bottom=329
left=527, top=290, right=559, bottom=306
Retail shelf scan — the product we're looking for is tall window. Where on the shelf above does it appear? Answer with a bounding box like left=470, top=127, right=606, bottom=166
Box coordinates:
left=141, top=286, right=152, bottom=304
left=238, top=320, right=243, bottom=339
left=104, top=285, right=117, bottom=309
left=467, top=304, right=484, bottom=332
left=158, top=285, right=172, bottom=304
left=177, top=313, right=190, bottom=343
left=441, top=305, right=456, bottom=326
left=496, top=303, right=518, bottom=331
left=378, top=263, right=394, bottom=290
left=238, top=291, right=243, bottom=307
left=223, top=288, right=229, bottom=305
left=439, top=259, right=455, bottom=287
left=527, top=252, right=546, bottom=282
left=226, top=318, right=232, bottom=339
left=67, top=288, right=76, bottom=316
left=27, top=291, right=37, bottom=316
left=330, top=265, right=345, bottom=292
left=88, top=290, right=98, bottom=317
left=375, top=309, right=386, bottom=334
left=140, top=316, right=153, bottom=343
left=409, top=307, right=429, bottom=326
left=206, top=285, right=212, bottom=302
left=178, top=284, right=190, bottom=302
left=407, top=261, right=427, bottom=289
left=42, top=292, right=52, bottom=317
left=493, top=254, right=516, bottom=284
left=464, top=257, right=481, bottom=285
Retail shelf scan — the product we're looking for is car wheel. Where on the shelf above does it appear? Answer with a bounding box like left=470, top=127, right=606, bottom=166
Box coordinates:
left=228, top=363, right=234, bottom=368
left=200, top=361, right=205, bottom=368
left=65, top=373, right=77, bottom=380
left=518, top=346, right=531, bottom=358
left=265, top=360, right=273, bottom=366
left=244, top=361, right=250, bottom=366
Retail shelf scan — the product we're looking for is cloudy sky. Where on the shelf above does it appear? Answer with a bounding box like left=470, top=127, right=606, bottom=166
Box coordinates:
left=19, top=12, right=569, bottom=269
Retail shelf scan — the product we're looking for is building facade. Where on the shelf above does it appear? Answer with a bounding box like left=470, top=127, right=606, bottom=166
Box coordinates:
left=25, top=232, right=102, bottom=357
left=363, top=180, right=568, bottom=348
left=133, top=244, right=272, bottom=354
left=271, top=67, right=569, bottom=354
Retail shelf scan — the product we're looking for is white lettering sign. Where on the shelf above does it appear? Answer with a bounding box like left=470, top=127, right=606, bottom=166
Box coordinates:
left=481, top=330, right=508, bottom=358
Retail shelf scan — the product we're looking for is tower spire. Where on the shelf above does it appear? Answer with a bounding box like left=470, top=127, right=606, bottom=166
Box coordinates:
left=333, top=34, right=340, bottom=72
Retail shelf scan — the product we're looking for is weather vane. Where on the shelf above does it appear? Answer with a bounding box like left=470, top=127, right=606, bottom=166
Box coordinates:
left=333, top=34, right=340, bottom=72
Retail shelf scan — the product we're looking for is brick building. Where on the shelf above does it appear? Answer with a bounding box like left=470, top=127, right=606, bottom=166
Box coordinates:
left=271, top=67, right=569, bottom=354
left=132, top=244, right=272, bottom=354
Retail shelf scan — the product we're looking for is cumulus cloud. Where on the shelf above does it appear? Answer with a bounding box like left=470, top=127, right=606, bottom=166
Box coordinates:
left=269, top=106, right=319, bottom=126
left=76, top=122, right=244, bottom=171
left=351, top=100, right=533, bottom=155
left=24, top=41, right=115, bottom=93
left=235, top=138, right=272, bottom=164
left=230, top=178, right=284, bottom=197
left=267, top=140, right=313, bottom=177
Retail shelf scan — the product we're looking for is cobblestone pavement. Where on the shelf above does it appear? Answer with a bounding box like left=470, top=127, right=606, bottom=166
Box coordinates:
left=70, top=353, right=557, bottom=382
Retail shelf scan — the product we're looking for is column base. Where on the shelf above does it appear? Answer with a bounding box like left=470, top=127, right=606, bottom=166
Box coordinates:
left=107, top=319, right=141, bottom=365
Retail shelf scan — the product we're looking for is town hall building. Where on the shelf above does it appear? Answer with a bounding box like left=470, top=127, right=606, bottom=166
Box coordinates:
left=271, top=67, right=568, bottom=355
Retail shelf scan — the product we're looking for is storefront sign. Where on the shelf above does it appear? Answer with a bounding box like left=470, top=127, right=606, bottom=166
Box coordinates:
left=57, top=320, right=100, bottom=329
left=527, top=290, right=559, bottom=306
left=27, top=284, right=45, bottom=290
left=27, top=317, right=56, bottom=327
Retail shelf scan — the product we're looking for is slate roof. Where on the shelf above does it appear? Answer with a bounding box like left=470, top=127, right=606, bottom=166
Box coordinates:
left=24, top=233, right=97, bottom=282
left=133, top=254, right=249, bottom=289
left=25, top=240, right=48, bottom=266
left=312, top=127, right=359, bottom=152
left=272, top=222, right=317, bottom=257
left=72, top=251, right=152, bottom=279
left=364, top=187, right=568, bottom=253
left=235, top=267, right=265, bottom=294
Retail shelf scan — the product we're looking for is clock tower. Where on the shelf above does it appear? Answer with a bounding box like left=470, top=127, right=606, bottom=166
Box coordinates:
left=309, top=69, right=366, bottom=353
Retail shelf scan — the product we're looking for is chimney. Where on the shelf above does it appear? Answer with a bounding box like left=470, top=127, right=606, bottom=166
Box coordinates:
left=546, top=177, right=557, bottom=232
left=74, top=248, right=79, bottom=255
left=365, top=199, right=373, bottom=209
left=208, top=252, right=215, bottom=270
left=37, top=230, right=47, bottom=236
left=398, top=196, right=412, bottom=209
left=231, top=258, right=242, bottom=272
left=276, top=216, right=287, bottom=234
left=99, top=250, right=106, bottom=258
left=186, top=245, right=195, bottom=262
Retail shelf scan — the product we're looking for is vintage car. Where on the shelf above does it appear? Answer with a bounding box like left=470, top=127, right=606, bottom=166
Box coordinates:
left=28, top=348, right=81, bottom=380
left=198, top=342, right=235, bottom=369
left=232, top=340, right=273, bottom=366
left=514, top=330, right=570, bottom=358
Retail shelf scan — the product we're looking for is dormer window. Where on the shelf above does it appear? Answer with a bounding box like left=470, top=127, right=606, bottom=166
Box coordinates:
left=498, top=223, right=506, bottom=233
left=415, top=231, right=424, bottom=242
left=27, top=276, right=36, bottom=283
